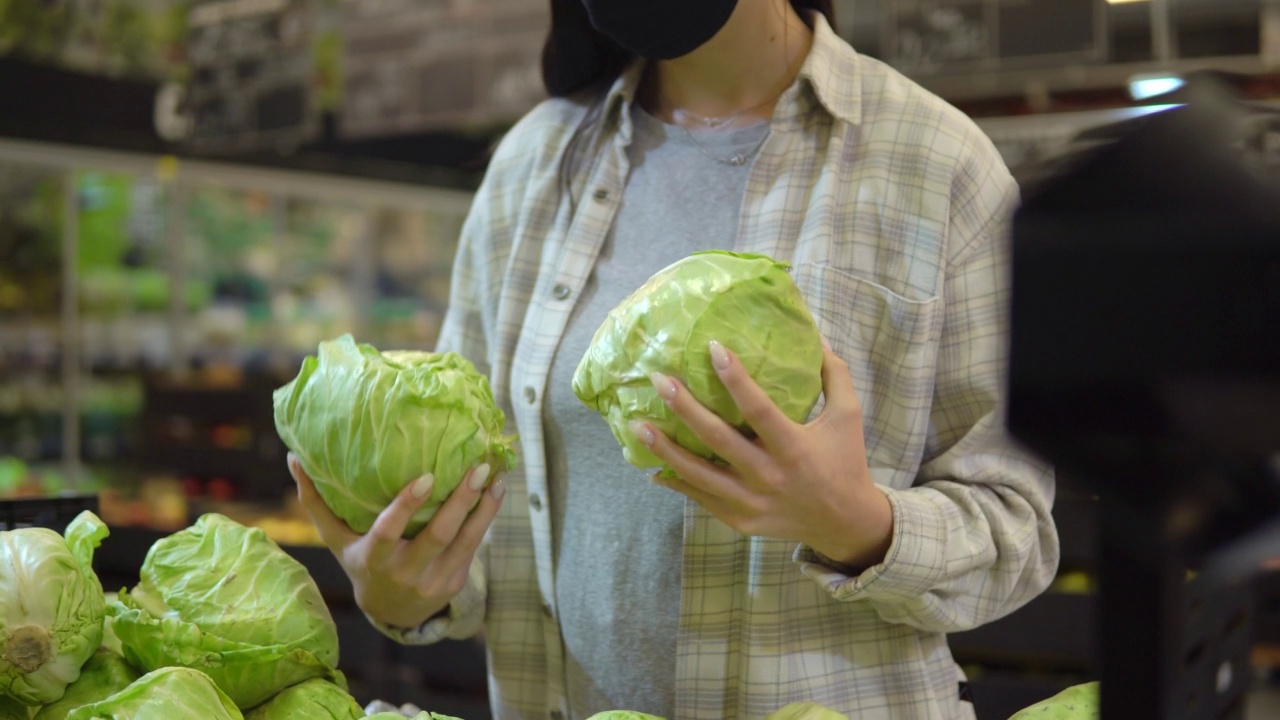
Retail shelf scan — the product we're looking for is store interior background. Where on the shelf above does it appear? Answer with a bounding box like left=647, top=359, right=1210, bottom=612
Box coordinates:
left=1, top=0, right=1278, bottom=718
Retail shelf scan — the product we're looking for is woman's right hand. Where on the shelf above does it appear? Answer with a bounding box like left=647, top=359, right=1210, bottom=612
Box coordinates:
left=287, top=453, right=507, bottom=629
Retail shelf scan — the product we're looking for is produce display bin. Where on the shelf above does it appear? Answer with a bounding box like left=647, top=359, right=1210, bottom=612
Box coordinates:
left=0, top=493, right=99, bottom=531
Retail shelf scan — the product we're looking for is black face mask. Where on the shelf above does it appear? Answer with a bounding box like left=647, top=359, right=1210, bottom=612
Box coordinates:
left=580, top=0, right=739, bottom=60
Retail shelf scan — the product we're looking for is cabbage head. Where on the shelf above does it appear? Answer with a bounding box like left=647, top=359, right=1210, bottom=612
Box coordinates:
left=0, top=511, right=109, bottom=706
left=63, top=667, right=241, bottom=720
left=574, top=251, right=824, bottom=472
left=1009, top=682, right=1099, bottom=719
left=0, top=695, right=29, bottom=720
left=107, top=514, right=340, bottom=708
left=764, top=702, right=850, bottom=720
left=32, top=649, right=138, bottom=720
left=273, top=334, right=518, bottom=536
left=243, top=678, right=362, bottom=720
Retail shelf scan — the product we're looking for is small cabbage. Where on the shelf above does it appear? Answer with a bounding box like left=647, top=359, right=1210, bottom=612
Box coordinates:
left=63, top=667, right=241, bottom=720
left=1009, top=682, right=1099, bottom=719
left=764, top=702, right=850, bottom=720
left=574, top=251, right=824, bottom=472
left=0, top=512, right=109, bottom=706
left=584, top=713, right=666, bottom=720
left=32, top=649, right=138, bottom=720
left=243, top=678, right=362, bottom=720
left=273, top=334, right=518, bottom=536
left=107, top=514, right=340, bottom=708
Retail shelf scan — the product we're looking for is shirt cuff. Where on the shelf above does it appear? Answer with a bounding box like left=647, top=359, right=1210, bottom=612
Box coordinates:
left=794, top=485, right=949, bottom=603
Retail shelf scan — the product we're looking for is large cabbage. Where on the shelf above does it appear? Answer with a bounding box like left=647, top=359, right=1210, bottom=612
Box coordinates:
left=574, top=251, right=824, bottom=472
left=243, top=678, right=362, bottom=720
left=107, top=514, right=340, bottom=708
left=273, top=334, right=518, bottom=536
left=32, top=649, right=138, bottom=720
left=0, top=511, right=109, bottom=706
left=1009, top=682, right=1099, bottom=719
left=63, top=667, right=241, bottom=720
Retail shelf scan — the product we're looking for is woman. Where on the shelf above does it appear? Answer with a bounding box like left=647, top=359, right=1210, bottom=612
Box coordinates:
left=288, top=0, right=1060, bottom=718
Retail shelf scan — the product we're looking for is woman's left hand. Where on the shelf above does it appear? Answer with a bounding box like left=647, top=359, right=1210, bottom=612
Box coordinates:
left=630, top=339, right=894, bottom=569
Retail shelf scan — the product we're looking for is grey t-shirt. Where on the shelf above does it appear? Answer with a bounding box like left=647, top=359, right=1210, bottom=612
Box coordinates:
left=542, top=105, right=771, bottom=718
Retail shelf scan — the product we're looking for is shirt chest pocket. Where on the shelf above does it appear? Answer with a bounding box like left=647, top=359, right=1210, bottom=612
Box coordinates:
left=791, top=263, right=941, bottom=482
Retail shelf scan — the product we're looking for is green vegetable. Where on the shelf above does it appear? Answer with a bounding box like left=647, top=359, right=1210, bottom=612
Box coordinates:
left=243, top=678, right=362, bottom=720
left=574, top=251, right=824, bottom=473
left=0, top=511, right=109, bottom=705
left=107, top=514, right=341, bottom=708
left=32, top=649, right=138, bottom=720
left=63, top=667, right=242, bottom=720
left=1008, top=682, right=1099, bottom=719
left=273, top=334, right=518, bottom=537
left=0, top=694, right=31, bottom=719
left=764, top=702, right=850, bottom=720
left=584, top=713, right=666, bottom=720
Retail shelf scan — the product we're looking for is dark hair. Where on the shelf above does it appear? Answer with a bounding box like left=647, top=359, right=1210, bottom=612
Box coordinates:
left=541, top=0, right=838, bottom=99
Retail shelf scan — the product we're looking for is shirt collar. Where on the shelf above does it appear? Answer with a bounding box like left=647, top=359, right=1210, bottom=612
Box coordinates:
left=599, top=10, right=863, bottom=139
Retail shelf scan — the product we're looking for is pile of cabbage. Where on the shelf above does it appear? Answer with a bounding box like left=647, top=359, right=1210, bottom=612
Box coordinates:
left=0, top=511, right=460, bottom=719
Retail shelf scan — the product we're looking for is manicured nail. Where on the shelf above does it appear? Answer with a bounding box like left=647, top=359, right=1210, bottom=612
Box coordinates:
left=709, top=340, right=730, bottom=370
left=630, top=420, right=655, bottom=447
left=650, top=372, right=677, bottom=401
left=468, top=463, right=492, bottom=492
left=821, top=335, right=832, bottom=351
left=490, top=477, right=507, bottom=499
left=411, top=473, right=435, bottom=499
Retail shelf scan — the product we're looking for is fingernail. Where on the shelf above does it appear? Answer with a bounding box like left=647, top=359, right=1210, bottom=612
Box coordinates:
left=490, top=477, right=507, bottom=499
left=468, top=463, right=492, bottom=492
left=630, top=420, right=655, bottom=447
left=821, top=335, right=832, bottom=351
left=650, top=372, right=677, bottom=401
left=709, top=340, right=730, bottom=370
left=286, top=453, right=298, bottom=475
left=411, top=473, right=435, bottom=499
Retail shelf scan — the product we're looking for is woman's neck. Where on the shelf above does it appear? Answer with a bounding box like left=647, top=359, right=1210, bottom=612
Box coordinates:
left=643, top=0, right=814, bottom=125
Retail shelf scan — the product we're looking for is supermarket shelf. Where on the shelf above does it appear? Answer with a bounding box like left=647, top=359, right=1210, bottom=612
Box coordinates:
left=0, top=137, right=476, bottom=216
left=0, top=493, right=98, bottom=531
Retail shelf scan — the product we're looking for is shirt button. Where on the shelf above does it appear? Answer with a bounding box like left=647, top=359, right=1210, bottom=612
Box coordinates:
left=529, top=493, right=543, bottom=511
left=552, top=283, right=571, bottom=300
left=592, top=188, right=610, bottom=202
left=523, top=386, right=536, bottom=404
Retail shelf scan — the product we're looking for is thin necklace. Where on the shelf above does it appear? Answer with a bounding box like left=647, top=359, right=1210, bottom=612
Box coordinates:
left=678, top=121, right=771, bottom=167
left=660, top=94, right=775, bottom=129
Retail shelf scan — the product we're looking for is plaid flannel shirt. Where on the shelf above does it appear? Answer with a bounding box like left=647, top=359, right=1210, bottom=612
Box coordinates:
left=377, top=14, right=1059, bottom=720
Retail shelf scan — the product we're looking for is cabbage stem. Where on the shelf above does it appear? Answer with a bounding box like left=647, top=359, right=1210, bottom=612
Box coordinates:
left=4, top=625, right=52, bottom=672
